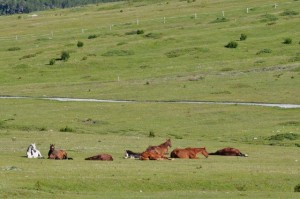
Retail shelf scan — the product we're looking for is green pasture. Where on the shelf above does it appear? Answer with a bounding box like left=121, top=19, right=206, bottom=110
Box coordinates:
left=0, top=99, right=300, bottom=198
left=0, top=0, right=300, bottom=198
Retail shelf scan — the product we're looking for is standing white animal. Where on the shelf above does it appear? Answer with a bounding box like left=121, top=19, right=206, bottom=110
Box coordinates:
left=26, top=143, right=43, bottom=158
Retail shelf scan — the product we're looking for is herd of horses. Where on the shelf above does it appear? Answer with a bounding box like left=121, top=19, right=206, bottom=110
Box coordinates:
left=26, top=139, right=248, bottom=161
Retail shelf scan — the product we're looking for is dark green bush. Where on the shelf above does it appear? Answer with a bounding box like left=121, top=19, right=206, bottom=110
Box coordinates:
left=240, top=33, right=247, bottom=41
left=144, top=32, right=162, bottom=39
left=88, top=34, right=97, bottom=39
left=136, top=29, right=144, bottom=34
left=283, top=38, right=292, bottom=44
left=49, top=58, right=56, bottom=65
left=8, top=47, right=21, bottom=51
left=268, top=133, right=300, bottom=141
left=61, top=51, right=70, bottom=61
left=281, top=10, right=299, bottom=16
left=294, top=184, right=300, bottom=192
left=102, top=49, right=134, bottom=56
left=225, top=41, right=238, bottom=48
left=77, top=41, right=84, bottom=47
left=60, top=126, right=75, bottom=132
left=148, top=131, right=155, bottom=137
left=211, top=17, right=229, bottom=23
left=256, top=49, right=272, bottom=55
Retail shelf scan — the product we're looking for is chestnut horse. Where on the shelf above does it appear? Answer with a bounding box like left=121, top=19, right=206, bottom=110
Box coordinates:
left=139, top=139, right=172, bottom=160
left=209, top=147, right=248, bottom=157
left=146, top=139, right=172, bottom=156
left=48, top=144, right=72, bottom=160
left=85, top=154, right=113, bottom=161
left=140, top=150, right=166, bottom=160
left=170, top=147, right=209, bottom=159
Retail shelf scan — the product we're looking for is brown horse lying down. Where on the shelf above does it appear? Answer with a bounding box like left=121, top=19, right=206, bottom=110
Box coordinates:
left=85, top=154, right=113, bottom=161
left=209, top=147, right=248, bottom=157
left=48, top=144, right=73, bottom=160
left=140, top=150, right=167, bottom=160
left=140, top=139, right=172, bottom=160
left=146, top=139, right=172, bottom=156
left=170, top=147, right=209, bottom=159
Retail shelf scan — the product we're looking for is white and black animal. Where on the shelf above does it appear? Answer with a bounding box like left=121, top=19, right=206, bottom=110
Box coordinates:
left=26, top=143, right=43, bottom=158
left=124, top=150, right=141, bottom=159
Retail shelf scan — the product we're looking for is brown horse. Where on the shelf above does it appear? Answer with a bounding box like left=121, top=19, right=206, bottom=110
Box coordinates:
left=170, top=147, right=209, bottom=159
left=140, top=150, right=166, bottom=160
left=209, top=147, right=248, bottom=157
left=146, top=139, right=172, bottom=156
left=85, top=154, right=113, bottom=161
left=48, top=144, right=72, bottom=160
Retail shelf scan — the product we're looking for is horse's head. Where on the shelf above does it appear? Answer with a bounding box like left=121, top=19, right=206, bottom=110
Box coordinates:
left=27, top=143, right=37, bottom=152
left=49, top=144, right=55, bottom=151
left=166, top=139, right=172, bottom=148
left=200, top=147, right=209, bottom=158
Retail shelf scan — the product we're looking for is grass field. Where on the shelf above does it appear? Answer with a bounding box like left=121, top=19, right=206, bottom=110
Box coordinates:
left=0, top=0, right=300, bottom=198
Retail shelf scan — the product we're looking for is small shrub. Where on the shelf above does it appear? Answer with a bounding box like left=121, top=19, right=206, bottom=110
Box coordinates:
left=60, top=126, right=75, bottom=132
left=294, top=184, right=300, bottom=192
left=19, top=54, right=36, bottom=60
left=211, top=17, right=229, bottom=23
left=61, top=51, right=70, bottom=61
left=256, top=49, right=272, bottom=55
left=88, top=34, right=97, bottom=39
left=225, top=41, right=238, bottom=48
left=144, top=33, right=162, bottom=39
left=49, top=58, right=56, bottom=65
left=148, top=131, right=155, bottom=137
left=8, top=47, right=21, bottom=51
left=281, top=10, right=299, bottom=16
left=283, top=38, right=292, bottom=44
left=268, top=133, right=300, bottom=141
left=77, top=41, right=84, bottom=48
left=102, top=50, right=134, bottom=56
left=261, top=14, right=278, bottom=22
left=136, top=29, right=144, bottom=34
left=240, top=33, right=247, bottom=41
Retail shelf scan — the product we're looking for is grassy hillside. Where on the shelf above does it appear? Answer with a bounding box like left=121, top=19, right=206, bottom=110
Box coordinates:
left=0, top=0, right=299, bottom=103
left=0, top=0, right=300, bottom=198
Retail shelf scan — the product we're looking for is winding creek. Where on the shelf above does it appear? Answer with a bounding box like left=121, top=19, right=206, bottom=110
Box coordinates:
left=1, top=96, right=300, bottom=109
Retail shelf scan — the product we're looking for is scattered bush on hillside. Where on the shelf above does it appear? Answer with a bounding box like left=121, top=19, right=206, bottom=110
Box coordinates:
left=289, top=52, right=300, bottom=62
left=225, top=41, right=238, bottom=48
left=144, top=32, right=162, bottom=39
left=88, top=34, right=97, bottom=39
left=261, top=14, right=278, bottom=22
left=77, top=41, right=84, bottom=48
left=166, top=47, right=209, bottom=58
left=102, top=49, right=134, bottom=56
left=211, top=17, right=229, bottom=23
left=60, top=126, right=75, bottom=132
left=49, top=58, right=56, bottom=65
left=8, top=47, right=21, bottom=51
left=281, top=10, right=299, bottom=16
left=240, top=33, right=247, bottom=41
left=294, top=184, right=300, bottom=192
left=148, top=131, right=155, bottom=137
left=268, top=133, right=300, bottom=141
left=61, top=51, right=70, bottom=61
left=256, top=49, right=272, bottom=55
left=283, top=38, right=292, bottom=44
left=125, top=29, right=144, bottom=35
left=19, top=54, right=36, bottom=60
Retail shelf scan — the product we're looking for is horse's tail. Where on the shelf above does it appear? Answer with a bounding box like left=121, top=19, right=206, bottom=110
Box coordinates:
left=208, top=152, right=217, bottom=155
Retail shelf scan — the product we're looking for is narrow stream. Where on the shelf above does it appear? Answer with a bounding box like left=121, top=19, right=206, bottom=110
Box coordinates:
left=1, top=96, right=299, bottom=109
